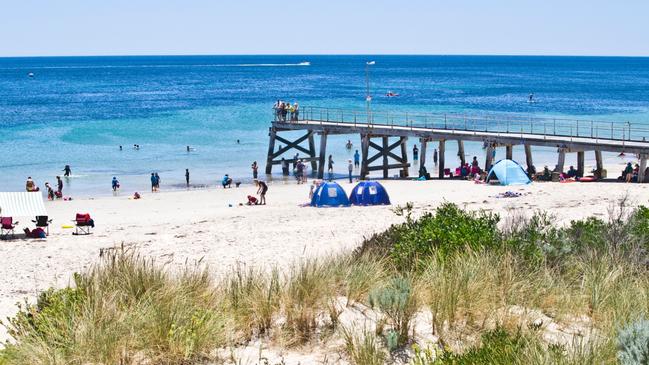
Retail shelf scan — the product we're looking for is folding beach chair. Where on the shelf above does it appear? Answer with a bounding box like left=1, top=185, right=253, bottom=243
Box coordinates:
left=32, top=216, right=52, bottom=235
left=1, top=217, right=19, bottom=240
left=73, top=213, right=94, bottom=235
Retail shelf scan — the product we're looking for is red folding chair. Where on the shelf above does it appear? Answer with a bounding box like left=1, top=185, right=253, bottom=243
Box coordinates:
left=1, top=217, right=19, bottom=240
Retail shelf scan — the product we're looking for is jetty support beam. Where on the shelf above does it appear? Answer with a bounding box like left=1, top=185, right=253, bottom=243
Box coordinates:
left=361, top=134, right=370, bottom=179
left=485, top=144, right=494, bottom=171
left=506, top=144, right=513, bottom=160
left=639, top=155, right=647, bottom=183
left=577, top=151, right=585, bottom=178
left=265, top=129, right=318, bottom=175
left=317, top=132, right=328, bottom=179
left=595, top=150, right=604, bottom=178
left=360, top=135, right=410, bottom=179
left=265, top=127, right=277, bottom=174
left=457, top=140, right=466, bottom=166
left=438, top=140, right=446, bottom=179
left=420, top=139, right=427, bottom=169
left=555, top=148, right=566, bottom=173
left=524, top=144, right=534, bottom=175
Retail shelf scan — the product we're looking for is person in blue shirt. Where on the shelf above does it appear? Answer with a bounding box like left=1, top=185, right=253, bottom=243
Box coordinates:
left=222, top=174, right=232, bottom=188
left=354, top=150, right=360, bottom=168
left=111, top=177, right=119, bottom=192
left=150, top=173, right=157, bottom=192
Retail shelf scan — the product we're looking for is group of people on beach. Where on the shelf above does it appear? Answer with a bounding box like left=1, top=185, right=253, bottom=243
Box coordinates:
left=273, top=100, right=299, bottom=122
left=26, top=169, right=68, bottom=201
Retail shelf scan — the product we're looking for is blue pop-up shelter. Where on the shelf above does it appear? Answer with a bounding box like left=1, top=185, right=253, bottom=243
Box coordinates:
left=486, top=159, right=531, bottom=186
left=349, top=181, right=391, bottom=206
left=310, top=181, right=351, bottom=207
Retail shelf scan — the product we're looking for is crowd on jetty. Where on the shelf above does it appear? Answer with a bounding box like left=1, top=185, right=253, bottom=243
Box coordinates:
left=273, top=100, right=299, bottom=122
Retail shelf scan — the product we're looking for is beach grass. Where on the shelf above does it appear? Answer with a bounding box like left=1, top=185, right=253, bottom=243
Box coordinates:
left=1, top=202, right=648, bottom=364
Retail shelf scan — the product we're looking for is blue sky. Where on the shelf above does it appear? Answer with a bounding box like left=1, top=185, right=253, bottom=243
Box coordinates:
left=2, top=0, right=648, bottom=57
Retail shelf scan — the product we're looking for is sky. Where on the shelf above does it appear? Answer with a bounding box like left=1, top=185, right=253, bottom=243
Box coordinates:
left=1, top=0, right=648, bottom=57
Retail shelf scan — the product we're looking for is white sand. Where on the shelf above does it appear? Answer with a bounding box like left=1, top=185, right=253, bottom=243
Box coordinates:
left=1, top=177, right=648, bottom=342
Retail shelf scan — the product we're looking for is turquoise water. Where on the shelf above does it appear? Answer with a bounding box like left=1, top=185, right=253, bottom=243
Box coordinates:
left=1, top=55, right=649, bottom=196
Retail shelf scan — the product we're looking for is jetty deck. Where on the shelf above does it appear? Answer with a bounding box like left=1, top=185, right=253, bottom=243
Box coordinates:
left=266, top=107, right=649, bottom=182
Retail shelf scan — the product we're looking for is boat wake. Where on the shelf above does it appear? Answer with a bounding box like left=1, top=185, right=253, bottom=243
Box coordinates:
left=3, top=62, right=311, bottom=70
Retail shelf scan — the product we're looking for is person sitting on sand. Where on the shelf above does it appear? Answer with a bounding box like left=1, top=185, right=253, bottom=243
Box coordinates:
left=255, top=179, right=268, bottom=205
left=246, top=195, right=258, bottom=205
left=222, top=174, right=233, bottom=188
left=541, top=166, right=552, bottom=181
left=566, top=166, right=578, bottom=179
left=23, top=227, right=46, bottom=239
left=25, top=177, right=38, bottom=192
left=623, top=163, right=634, bottom=183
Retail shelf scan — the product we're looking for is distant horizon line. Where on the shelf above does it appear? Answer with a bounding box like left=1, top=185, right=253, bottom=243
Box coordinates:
left=1, top=53, right=648, bottom=59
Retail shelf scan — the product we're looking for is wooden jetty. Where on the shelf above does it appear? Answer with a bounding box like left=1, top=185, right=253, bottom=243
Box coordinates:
left=266, top=107, right=649, bottom=183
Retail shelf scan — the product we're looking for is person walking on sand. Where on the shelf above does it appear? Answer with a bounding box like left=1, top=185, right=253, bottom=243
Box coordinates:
left=150, top=173, right=157, bottom=192
left=281, top=158, right=289, bottom=176
left=56, top=176, right=63, bottom=195
left=112, top=177, right=120, bottom=192
left=354, top=150, right=360, bottom=168
left=63, top=165, right=71, bottom=177
left=256, top=179, right=268, bottom=205
left=252, top=161, right=259, bottom=179
left=327, top=155, right=334, bottom=174
left=348, top=159, right=353, bottom=183
left=45, top=182, right=54, bottom=200
left=155, top=173, right=161, bottom=191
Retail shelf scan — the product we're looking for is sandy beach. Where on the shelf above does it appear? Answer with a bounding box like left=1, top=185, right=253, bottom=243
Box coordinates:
left=1, top=175, right=648, bottom=342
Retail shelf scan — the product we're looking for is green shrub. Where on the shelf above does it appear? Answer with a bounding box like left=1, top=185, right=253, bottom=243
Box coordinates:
left=387, top=203, right=500, bottom=270
left=617, top=317, right=649, bottom=365
left=369, top=276, right=417, bottom=346
left=433, top=328, right=531, bottom=365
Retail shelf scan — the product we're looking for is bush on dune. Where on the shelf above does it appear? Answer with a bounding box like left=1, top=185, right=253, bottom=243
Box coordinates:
left=1, top=202, right=648, bottom=364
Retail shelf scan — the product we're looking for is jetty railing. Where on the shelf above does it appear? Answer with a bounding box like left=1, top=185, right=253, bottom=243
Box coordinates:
left=274, top=106, right=649, bottom=142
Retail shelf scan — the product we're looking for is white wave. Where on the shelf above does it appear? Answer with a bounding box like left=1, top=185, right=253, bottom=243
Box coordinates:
left=2, top=62, right=311, bottom=70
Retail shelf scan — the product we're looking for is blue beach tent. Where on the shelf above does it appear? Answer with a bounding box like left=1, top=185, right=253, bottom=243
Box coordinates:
left=349, top=181, right=391, bottom=206
left=311, top=181, right=351, bottom=207
left=486, top=159, right=531, bottom=186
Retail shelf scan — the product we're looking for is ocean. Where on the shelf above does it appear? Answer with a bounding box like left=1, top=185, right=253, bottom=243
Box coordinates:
left=1, top=55, right=649, bottom=196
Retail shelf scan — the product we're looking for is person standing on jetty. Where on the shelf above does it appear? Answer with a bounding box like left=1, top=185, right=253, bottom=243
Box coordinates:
left=251, top=161, right=259, bottom=179
left=185, top=169, right=190, bottom=187
left=63, top=165, right=71, bottom=177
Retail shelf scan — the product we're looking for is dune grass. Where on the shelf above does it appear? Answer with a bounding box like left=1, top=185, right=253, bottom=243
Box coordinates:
left=1, top=201, right=648, bottom=364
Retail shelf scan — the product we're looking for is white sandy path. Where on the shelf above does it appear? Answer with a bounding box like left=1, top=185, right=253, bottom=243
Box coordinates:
left=1, top=179, right=648, bottom=342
